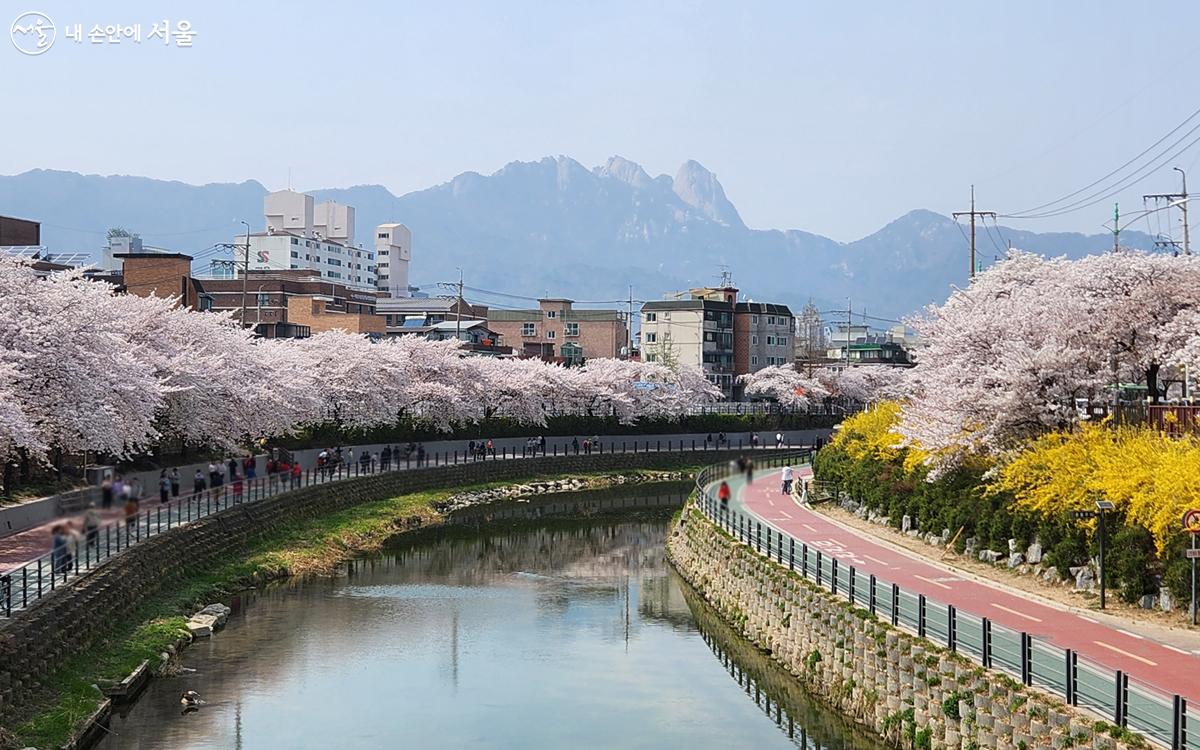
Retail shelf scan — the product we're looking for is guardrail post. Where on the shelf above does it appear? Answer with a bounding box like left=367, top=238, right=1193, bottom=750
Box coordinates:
left=830, top=558, right=838, bottom=594
left=917, top=594, right=926, bottom=637
left=1065, top=649, right=1076, bottom=706
left=802, top=544, right=808, bottom=578
left=868, top=574, right=877, bottom=614
left=1172, top=695, right=1186, bottom=750
left=789, top=538, right=794, bottom=570
left=947, top=605, right=957, bottom=651
left=891, top=583, right=900, bottom=626
left=1020, top=632, right=1032, bottom=686
left=755, top=522, right=761, bottom=553
left=982, top=618, right=992, bottom=667
left=1116, top=670, right=1127, bottom=727
left=2, top=575, right=10, bottom=617
left=848, top=566, right=856, bottom=603
left=815, top=551, right=823, bottom=586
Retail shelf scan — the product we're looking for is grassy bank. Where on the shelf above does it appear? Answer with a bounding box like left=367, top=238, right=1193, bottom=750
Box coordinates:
left=6, top=467, right=696, bottom=749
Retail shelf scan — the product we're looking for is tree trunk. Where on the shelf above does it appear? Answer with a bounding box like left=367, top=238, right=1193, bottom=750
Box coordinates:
left=1146, top=362, right=1162, bottom=405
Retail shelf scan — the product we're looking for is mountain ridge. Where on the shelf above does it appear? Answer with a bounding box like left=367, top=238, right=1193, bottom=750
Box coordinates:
left=0, top=159, right=1155, bottom=317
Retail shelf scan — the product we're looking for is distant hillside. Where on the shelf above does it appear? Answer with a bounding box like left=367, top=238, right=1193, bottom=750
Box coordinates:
left=0, top=159, right=1155, bottom=318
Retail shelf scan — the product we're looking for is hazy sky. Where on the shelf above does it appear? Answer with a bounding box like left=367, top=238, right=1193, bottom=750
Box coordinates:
left=4, top=0, right=1199, bottom=241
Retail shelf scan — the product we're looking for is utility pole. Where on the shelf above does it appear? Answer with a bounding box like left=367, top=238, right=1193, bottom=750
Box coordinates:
left=455, top=267, right=464, bottom=342
left=626, top=284, right=634, bottom=358
left=1112, top=203, right=1120, bottom=253
left=953, top=186, right=996, bottom=279
left=1144, top=167, right=1190, bottom=255
left=845, top=299, right=852, bottom=368
left=239, top=220, right=251, bottom=328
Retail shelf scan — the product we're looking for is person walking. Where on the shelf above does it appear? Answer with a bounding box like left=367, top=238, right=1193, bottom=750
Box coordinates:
left=572, top=437, right=580, bottom=455
left=51, top=524, right=69, bottom=574
left=745, top=457, right=755, bottom=485
left=112, top=474, right=126, bottom=506
left=84, top=503, right=101, bottom=547
left=382, top=445, right=392, bottom=470
left=232, top=473, right=244, bottom=504
left=208, top=461, right=221, bottom=489
left=227, top=456, right=239, bottom=481
left=244, top=455, right=256, bottom=480
left=193, top=469, right=206, bottom=496
left=169, top=468, right=181, bottom=498
left=781, top=465, right=794, bottom=496
left=100, top=475, right=114, bottom=510
left=718, top=480, right=731, bottom=505
left=291, top=460, right=302, bottom=487
left=124, top=493, right=140, bottom=532
left=158, top=470, right=170, bottom=504
left=487, top=439, right=495, bottom=457
left=128, top=477, right=144, bottom=504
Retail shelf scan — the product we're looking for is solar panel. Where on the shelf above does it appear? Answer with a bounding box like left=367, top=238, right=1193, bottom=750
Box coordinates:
left=0, top=246, right=44, bottom=259
left=44, top=252, right=92, bottom=265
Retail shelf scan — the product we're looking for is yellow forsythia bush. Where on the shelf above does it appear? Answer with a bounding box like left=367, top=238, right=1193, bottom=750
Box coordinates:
left=995, top=422, right=1200, bottom=554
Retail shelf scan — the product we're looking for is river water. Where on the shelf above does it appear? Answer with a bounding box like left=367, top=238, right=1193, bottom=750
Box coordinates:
left=99, top=484, right=882, bottom=749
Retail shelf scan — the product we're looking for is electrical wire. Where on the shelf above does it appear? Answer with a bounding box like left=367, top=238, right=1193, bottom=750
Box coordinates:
left=1001, top=104, right=1200, bottom=218
left=1002, top=118, right=1200, bottom=219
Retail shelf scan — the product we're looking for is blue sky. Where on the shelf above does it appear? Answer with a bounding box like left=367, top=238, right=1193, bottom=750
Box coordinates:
left=3, top=0, right=1199, bottom=240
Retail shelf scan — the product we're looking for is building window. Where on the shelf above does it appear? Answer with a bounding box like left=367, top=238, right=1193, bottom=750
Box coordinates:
left=522, top=323, right=536, bottom=336
left=565, top=322, right=579, bottom=336
left=704, top=331, right=715, bottom=342
left=378, top=232, right=389, bottom=239
left=751, top=335, right=758, bottom=345
left=644, top=312, right=657, bottom=322
left=291, top=238, right=298, bottom=245
left=314, top=256, right=322, bottom=263
left=645, top=332, right=657, bottom=344
left=751, top=355, right=759, bottom=366
left=778, top=336, right=787, bottom=347
left=256, top=293, right=270, bottom=307
left=767, top=316, right=775, bottom=325
left=752, top=315, right=759, bottom=324
left=766, top=335, right=775, bottom=346
left=561, top=342, right=583, bottom=365
left=290, top=251, right=299, bottom=259
left=547, top=330, right=556, bottom=339
left=547, top=310, right=557, bottom=319
left=198, top=295, right=213, bottom=311
left=646, top=353, right=657, bottom=362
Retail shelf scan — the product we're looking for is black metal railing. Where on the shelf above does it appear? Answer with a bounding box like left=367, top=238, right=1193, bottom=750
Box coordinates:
left=693, top=457, right=1196, bottom=750
left=0, top=437, right=804, bottom=619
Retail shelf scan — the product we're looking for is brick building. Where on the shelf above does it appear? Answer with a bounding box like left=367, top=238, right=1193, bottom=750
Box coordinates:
left=0, top=215, right=40, bottom=247
left=117, top=253, right=384, bottom=337
left=488, top=298, right=628, bottom=364
left=733, top=301, right=795, bottom=397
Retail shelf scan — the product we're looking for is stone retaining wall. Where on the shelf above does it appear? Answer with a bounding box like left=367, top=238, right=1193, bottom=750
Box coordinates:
left=668, top=505, right=1149, bottom=750
left=0, top=449, right=757, bottom=714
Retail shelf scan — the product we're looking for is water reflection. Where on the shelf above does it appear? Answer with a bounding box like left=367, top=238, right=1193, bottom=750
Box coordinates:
left=98, top=485, right=878, bottom=750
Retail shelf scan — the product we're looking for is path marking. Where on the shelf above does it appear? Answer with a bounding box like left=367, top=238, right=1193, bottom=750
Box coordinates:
left=914, top=574, right=954, bottom=590
left=1077, top=616, right=1099, bottom=624
left=990, top=603, right=1043, bottom=623
left=1092, top=641, right=1158, bottom=667
left=802, top=524, right=818, bottom=533
left=1163, top=644, right=1190, bottom=656
left=766, top=498, right=775, bottom=507
left=1117, top=629, right=1145, bottom=641
left=863, top=554, right=893, bottom=568
left=778, top=510, right=793, bottom=519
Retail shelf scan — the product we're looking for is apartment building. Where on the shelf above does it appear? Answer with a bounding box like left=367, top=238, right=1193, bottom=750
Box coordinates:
left=241, top=190, right=378, bottom=292
left=640, top=287, right=736, bottom=395
left=487, top=298, right=628, bottom=364
left=733, top=301, right=795, bottom=396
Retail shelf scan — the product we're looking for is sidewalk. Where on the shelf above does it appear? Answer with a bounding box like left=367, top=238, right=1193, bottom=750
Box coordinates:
left=0, top=432, right=821, bottom=575
left=721, top=466, right=1200, bottom=705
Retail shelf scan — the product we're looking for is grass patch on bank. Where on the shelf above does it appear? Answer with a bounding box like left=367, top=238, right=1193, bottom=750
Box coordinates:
left=8, top=467, right=698, bottom=749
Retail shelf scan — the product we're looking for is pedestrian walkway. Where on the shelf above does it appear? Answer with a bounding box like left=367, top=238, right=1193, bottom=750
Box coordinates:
left=717, top=466, right=1200, bottom=706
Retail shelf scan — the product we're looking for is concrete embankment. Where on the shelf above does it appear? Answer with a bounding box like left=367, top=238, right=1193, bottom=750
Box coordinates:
left=667, top=504, right=1149, bottom=750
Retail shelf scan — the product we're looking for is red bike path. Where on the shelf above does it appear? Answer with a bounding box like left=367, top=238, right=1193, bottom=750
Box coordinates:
left=724, top=467, right=1200, bottom=705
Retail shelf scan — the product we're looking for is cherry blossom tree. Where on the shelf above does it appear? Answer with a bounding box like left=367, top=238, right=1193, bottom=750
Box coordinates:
left=738, top=365, right=828, bottom=409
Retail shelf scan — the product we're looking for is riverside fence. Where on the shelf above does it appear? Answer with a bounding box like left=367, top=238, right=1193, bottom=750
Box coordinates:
left=694, top=454, right=1196, bottom=750
left=0, top=436, right=802, bottom=619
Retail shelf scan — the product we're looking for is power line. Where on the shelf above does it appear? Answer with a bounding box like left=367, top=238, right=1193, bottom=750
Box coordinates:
left=1002, top=114, right=1200, bottom=219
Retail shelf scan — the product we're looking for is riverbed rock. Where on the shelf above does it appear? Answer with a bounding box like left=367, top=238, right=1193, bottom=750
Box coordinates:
left=1025, top=542, right=1043, bottom=564
left=901, top=515, right=912, bottom=533
left=195, top=603, right=231, bottom=627
left=186, top=614, right=219, bottom=638
left=979, top=549, right=1003, bottom=563
left=1139, top=594, right=1156, bottom=610
left=964, top=537, right=978, bottom=556
left=1072, top=567, right=1095, bottom=591
left=1007, top=538, right=1018, bottom=553
left=1007, top=552, right=1024, bottom=568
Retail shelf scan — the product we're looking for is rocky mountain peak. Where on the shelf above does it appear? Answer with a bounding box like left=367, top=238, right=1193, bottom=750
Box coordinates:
left=671, top=160, right=744, bottom=229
